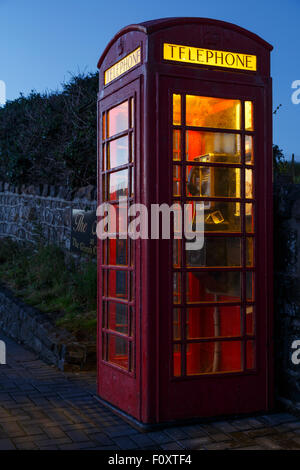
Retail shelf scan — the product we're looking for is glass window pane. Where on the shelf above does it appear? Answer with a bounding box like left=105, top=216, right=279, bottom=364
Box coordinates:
left=246, top=340, right=256, bottom=369
left=246, top=272, right=255, bottom=301
left=245, top=203, right=255, bottom=233
left=173, top=94, right=181, bottom=125
left=246, top=306, right=255, bottom=336
left=187, top=271, right=241, bottom=303
left=173, top=344, right=182, bottom=377
left=108, top=238, right=128, bottom=266
left=102, top=113, right=106, bottom=140
left=173, top=273, right=182, bottom=304
left=173, top=239, right=181, bottom=267
left=108, top=302, right=128, bottom=334
left=108, top=101, right=128, bottom=137
left=173, top=308, right=181, bottom=340
left=245, top=101, right=254, bottom=131
left=196, top=201, right=241, bottom=232
left=245, top=135, right=254, bottom=165
left=173, top=130, right=181, bottom=161
left=186, top=341, right=242, bottom=375
left=187, top=306, right=241, bottom=339
left=245, top=169, right=253, bottom=199
left=186, top=237, right=241, bottom=267
left=186, top=131, right=241, bottom=163
left=187, top=166, right=241, bottom=198
left=108, top=170, right=128, bottom=200
left=107, top=334, right=129, bottom=370
left=186, top=95, right=241, bottom=130
left=130, top=97, right=134, bottom=128
left=108, top=136, right=128, bottom=169
left=246, top=237, right=254, bottom=267
left=173, top=165, right=181, bottom=196
left=107, top=270, right=128, bottom=299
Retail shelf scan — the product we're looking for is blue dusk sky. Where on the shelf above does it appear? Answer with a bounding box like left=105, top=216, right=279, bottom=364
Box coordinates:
left=0, top=0, right=299, bottom=159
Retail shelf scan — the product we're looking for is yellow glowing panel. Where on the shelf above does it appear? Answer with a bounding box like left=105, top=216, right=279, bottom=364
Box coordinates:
left=173, top=94, right=181, bottom=125
left=186, top=95, right=241, bottom=129
left=245, top=101, right=254, bottom=130
left=164, top=43, right=257, bottom=72
left=104, top=47, right=141, bottom=85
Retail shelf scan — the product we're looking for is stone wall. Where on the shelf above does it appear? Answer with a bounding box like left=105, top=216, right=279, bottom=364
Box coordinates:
left=274, top=182, right=300, bottom=412
left=0, top=182, right=97, bottom=250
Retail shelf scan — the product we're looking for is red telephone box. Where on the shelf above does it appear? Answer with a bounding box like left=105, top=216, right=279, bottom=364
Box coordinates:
left=97, top=17, right=273, bottom=424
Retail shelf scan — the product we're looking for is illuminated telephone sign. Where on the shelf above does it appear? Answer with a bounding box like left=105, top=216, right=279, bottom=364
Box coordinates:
left=97, top=18, right=273, bottom=426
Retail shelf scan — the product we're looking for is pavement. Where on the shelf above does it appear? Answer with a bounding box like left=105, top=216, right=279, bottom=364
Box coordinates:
left=0, top=331, right=300, bottom=451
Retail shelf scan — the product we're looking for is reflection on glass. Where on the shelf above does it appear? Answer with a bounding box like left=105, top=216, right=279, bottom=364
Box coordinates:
left=108, top=136, right=128, bottom=169
left=173, top=94, right=181, bottom=125
left=246, top=272, right=255, bottom=301
left=245, top=169, right=253, bottom=199
left=186, top=166, right=240, bottom=198
left=186, top=237, right=241, bottom=267
left=107, top=270, right=128, bottom=299
left=108, top=170, right=128, bottom=200
left=245, top=101, right=254, bottom=131
left=108, top=101, right=128, bottom=137
left=173, top=273, right=181, bottom=304
left=107, top=334, right=128, bottom=370
left=246, top=237, right=254, bottom=267
left=173, top=309, right=181, bottom=340
left=108, top=302, right=128, bottom=334
left=245, top=135, right=254, bottom=165
left=186, top=95, right=241, bottom=129
left=246, top=306, right=255, bottom=336
left=173, top=239, right=181, bottom=267
left=173, top=130, right=181, bottom=161
left=245, top=204, right=254, bottom=232
left=173, top=166, right=181, bottom=196
left=108, top=238, right=128, bottom=266
left=186, top=341, right=242, bottom=375
left=186, top=306, right=241, bottom=339
left=102, top=113, right=106, bottom=140
left=246, top=340, right=255, bottom=369
left=130, top=97, right=134, bottom=128
left=186, top=131, right=241, bottom=163
left=186, top=271, right=241, bottom=303
left=173, top=344, right=181, bottom=377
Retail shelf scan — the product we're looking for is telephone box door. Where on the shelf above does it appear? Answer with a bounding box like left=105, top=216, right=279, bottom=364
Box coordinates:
left=158, top=75, right=272, bottom=421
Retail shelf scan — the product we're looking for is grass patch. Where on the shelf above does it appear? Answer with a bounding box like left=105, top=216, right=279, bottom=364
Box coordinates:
left=0, top=238, right=97, bottom=340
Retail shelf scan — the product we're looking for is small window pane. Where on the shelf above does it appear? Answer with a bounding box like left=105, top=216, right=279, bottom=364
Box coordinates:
left=107, top=334, right=129, bottom=370
left=186, top=271, right=241, bottom=303
left=173, top=344, right=182, bottom=377
left=173, top=94, right=181, bottom=125
left=245, top=101, right=254, bottom=131
left=246, top=237, right=254, bottom=267
left=108, top=101, right=128, bottom=137
left=246, top=272, right=255, bottom=301
left=186, top=96, right=241, bottom=130
left=108, top=238, right=128, bottom=266
left=173, top=273, right=181, bottom=304
left=107, top=270, right=128, bottom=299
left=173, top=308, right=181, bottom=340
left=108, top=302, right=128, bottom=334
left=173, top=130, right=181, bottom=161
left=173, top=165, right=181, bottom=196
left=186, top=306, right=241, bottom=339
left=186, top=131, right=241, bottom=163
left=108, top=170, right=128, bottom=200
left=187, top=166, right=241, bottom=198
left=108, top=136, right=128, bottom=169
left=130, top=97, right=134, bottom=128
left=186, top=341, right=242, bottom=375
left=246, top=306, right=255, bottom=336
left=245, top=135, right=254, bottom=165
left=245, top=204, right=255, bottom=233
left=245, top=169, right=253, bottom=199
left=186, top=237, right=241, bottom=267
